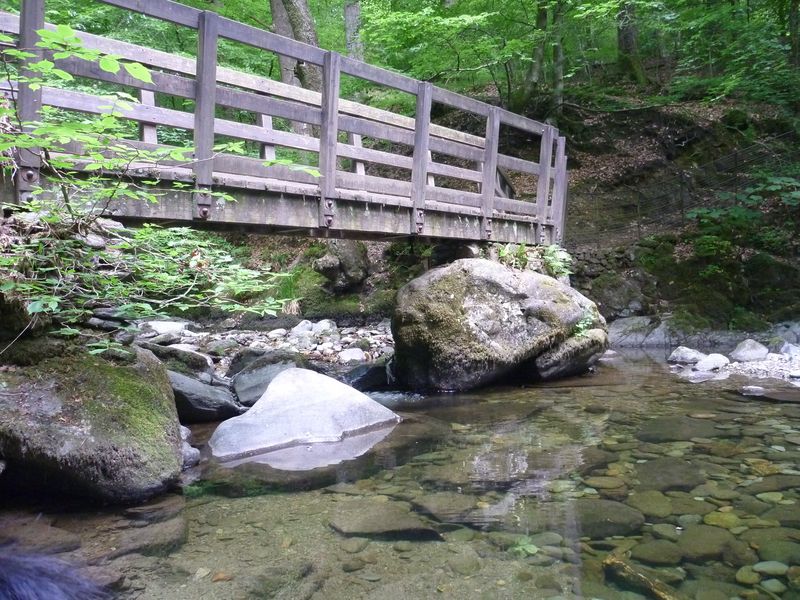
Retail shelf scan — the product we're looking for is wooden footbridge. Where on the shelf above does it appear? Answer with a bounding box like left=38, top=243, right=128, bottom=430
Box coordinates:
left=2, top=0, right=568, bottom=245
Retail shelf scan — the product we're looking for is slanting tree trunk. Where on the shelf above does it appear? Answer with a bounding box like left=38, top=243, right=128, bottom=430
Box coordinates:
left=790, top=0, right=800, bottom=68
left=280, top=0, right=323, bottom=92
left=617, top=2, right=647, bottom=84
left=518, top=3, right=549, bottom=109
left=345, top=0, right=364, bottom=61
left=552, top=0, right=565, bottom=117
left=270, top=0, right=301, bottom=87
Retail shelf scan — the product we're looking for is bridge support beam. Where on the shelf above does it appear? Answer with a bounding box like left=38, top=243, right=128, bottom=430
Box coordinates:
left=410, top=82, right=432, bottom=235
left=480, top=107, right=500, bottom=241
left=534, top=125, right=554, bottom=244
left=13, top=0, right=45, bottom=205
left=318, top=51, right=341, bottom=229
left=192, top=10, right=219, bottom=220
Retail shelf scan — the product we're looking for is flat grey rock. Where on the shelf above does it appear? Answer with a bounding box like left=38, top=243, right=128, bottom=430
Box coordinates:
left=209, top=368, right=401, bottom=462
left=329, top=500, right=441, bottom=540
left=668, top=346, right=707, bottom=364
left=168, top=371, right=243, bottom=423
left=730, top=338, right=769, bottom=362
left=694, top=353, right=730, bottom=372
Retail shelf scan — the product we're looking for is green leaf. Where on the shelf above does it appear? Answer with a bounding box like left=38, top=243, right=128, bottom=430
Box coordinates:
left=123, top=61, right=152, bottom=83
left=99, top=55, right=120, bottom=74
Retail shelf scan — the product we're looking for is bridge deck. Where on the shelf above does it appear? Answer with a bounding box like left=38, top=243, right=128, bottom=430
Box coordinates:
left=2, top=0, right=568, bottom=245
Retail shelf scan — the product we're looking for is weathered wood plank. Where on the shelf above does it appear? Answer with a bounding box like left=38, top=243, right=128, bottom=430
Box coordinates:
left=220, top=17, right=325, bottom=65
left=98, top=0, right=199, bottom=27
left=13, top=0, right=44, bottom=202
left=259, top=114, right=276, bottom=161
left=550, top=135, right=568, bottom=244
left=347, top=132, right=366, bottom=176
left=498, top=108, right=546, bottom=136
left=319, top=51, right=341, bottom=228
left=340, top=55, right=418, bottom=94
left=497, top=153, right=541, bottom=176
left=138, top=89, right=158, bottom=144
left=193, top=10, right=218, bottom=219
left=410, top=82, right=433, bottom=234
left=533, top=125, right=554, bottom=233
left=431, top=87, right=489, bottom=117
left=480, top=107, right=500, bottom=240
left=0, top=13, right=489, bottom=150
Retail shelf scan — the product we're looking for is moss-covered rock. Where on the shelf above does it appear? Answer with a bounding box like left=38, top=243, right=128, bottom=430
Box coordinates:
left=392, top=259, right=607, bottom=391
left=0, top=347, right=182, bottom=504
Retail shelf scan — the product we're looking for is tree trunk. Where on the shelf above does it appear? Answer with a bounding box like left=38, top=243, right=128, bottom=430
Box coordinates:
left=519, top=3, right=549, bottom=108
left=552, top=0, right=565, bottom=117
left=344, top=1, right=364, bottom=61
left=270, top=0, right=301, bottom=87
left=617, top=2, right=647, bottom=84
left=280, top=0, right=322, bottom=92
left=790, top=0, right=800, bottom=68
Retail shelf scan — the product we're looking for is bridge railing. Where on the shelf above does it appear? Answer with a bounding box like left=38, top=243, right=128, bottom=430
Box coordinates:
left=2, top=0, right=568, bottom=243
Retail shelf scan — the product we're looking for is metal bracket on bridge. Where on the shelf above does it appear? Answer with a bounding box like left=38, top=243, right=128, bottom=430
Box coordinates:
left=414, top=208, right=425, bottom=235
left=13, top=164, right=40, bottom=204
left=320, top=197, right=335, bottom=228
left=482, top=218, right=492, bottom=241
left=193, top=188, right=213, bottom=220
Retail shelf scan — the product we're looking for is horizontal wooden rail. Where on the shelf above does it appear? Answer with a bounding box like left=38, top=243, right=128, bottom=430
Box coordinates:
left=2, top=0, right=568, bottom=244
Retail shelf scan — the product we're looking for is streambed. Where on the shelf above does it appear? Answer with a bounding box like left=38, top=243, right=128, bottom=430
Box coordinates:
left=4, top=350, right=800, bottom=600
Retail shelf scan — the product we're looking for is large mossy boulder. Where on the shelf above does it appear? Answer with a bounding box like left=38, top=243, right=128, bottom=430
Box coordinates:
left=392, top=258, right=607, bottom=391
left=0, top=346, right=182, bottom=504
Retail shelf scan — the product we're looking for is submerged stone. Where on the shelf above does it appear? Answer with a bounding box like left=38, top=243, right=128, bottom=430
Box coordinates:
left=677, top=524, right=736, bottom=562
left=636, top=457, right=705, bottom=491
left=329, top=500, right=442, bottom=540
left=636, top=416, right=722, bottom=443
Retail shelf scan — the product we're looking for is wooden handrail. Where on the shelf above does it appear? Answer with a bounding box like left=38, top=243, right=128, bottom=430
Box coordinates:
left=3, top=0, right=568, bottom=243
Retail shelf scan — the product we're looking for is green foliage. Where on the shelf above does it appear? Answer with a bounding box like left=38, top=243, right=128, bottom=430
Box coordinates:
left=573, top=312, right=595, bottom=338
left=542, top=244, right=574, bottom=278
left=1, top=222, right=289, bottom=329
left=497, top=243, right=530, bottom=270
left=0, top=25, right=295, bottom=351
left=506, top=537, right=540, bottom=559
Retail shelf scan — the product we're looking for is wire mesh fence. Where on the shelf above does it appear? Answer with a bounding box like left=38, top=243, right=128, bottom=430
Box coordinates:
left=563, top=131, right=800, bottom=250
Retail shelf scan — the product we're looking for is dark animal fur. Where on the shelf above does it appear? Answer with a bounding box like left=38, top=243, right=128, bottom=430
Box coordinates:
left=0, top=544, right=110, bottom=600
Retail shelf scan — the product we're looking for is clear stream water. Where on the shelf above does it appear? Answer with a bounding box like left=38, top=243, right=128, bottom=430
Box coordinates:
left=5, top=351, right=800, bottom=600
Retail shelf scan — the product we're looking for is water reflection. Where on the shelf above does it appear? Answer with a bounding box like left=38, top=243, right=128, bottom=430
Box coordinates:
left=4, top=350, right=800, bottom=599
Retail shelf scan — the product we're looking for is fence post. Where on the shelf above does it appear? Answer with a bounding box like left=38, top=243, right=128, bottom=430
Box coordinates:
left=193, top=10, right=219, bottom=220
left=480, top=107, right=500, bottom=241
left=410, top=82, right=432, bottom=235
left=14, top=0, right=45, bottom=204
left=550, top=136, right=567, bottom=245
left=534, top=125, right=554, bottom=244
left=318, top=51, right=341, bottom=229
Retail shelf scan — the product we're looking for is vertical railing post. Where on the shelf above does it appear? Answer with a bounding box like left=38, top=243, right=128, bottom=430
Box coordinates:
left=259, top=114, right=276, bottom=161
left=14, top=0, right=45, bottom=204
left=138, top=90, right=158, bottom=144
left=549, top=135, right=567, bottom=245
left=534, top=125, right=554, bottom=244
left=410, top=82, right=432, bottom=235
left=480, top=107, right=500, bottom=241
left=318, top=51, right=341, bottom=228
left=193, top=10, right=219, bottom=220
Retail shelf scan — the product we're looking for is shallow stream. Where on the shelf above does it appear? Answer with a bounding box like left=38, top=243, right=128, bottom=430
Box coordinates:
left=4, top=351, right=800, bottom=599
